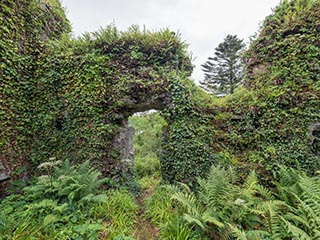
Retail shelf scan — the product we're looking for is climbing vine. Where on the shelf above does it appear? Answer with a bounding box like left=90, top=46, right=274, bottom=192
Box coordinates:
left=211, top=0, right=320, bottom=183
left=0, top=0, right=70, bottom=186
left=160, top=74, right=215, bottom=186
left=1, top=0, right=319, bottom=191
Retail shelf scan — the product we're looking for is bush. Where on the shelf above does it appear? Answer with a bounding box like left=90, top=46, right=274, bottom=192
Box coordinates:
left=134, top=156, right=160, bottom=179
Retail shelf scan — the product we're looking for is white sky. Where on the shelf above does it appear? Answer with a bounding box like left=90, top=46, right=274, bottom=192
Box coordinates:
left=60, top=0, right=281, bottom=83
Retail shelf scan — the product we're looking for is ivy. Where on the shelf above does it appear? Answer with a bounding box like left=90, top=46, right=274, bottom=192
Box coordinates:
left=160, top=73, right=215, bottom=187
left=1, top=0, right=319, bottom=191
left=1, top=0, right=203, bottom=188
left=212, top=0, right=320, bottom=183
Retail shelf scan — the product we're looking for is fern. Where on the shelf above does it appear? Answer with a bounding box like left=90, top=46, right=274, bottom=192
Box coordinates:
left=170, top=164, right=320, bottom=239
left=172, top=165, right=273, bottom=239
left=268, top=167, right=320, bottom=239
left=242, top=171, right=258, bottom=194
left=229, top=224, right=270, bottom=240
left=253, top=200, right=289, bottom=239
left=172, top=191, right=201, bottom=218
left=0, top=159, right=109, bottom=239
left=278, top=215, right=312, bottom=240
left=198, top=165, right=239, bottom=213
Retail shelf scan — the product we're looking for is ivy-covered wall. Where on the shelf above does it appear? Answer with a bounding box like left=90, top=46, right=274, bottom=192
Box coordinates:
left=160, top=76, right=215, bottom=186
left=211, top=0, right=320, bottom=183
left=0, top=0, right=70, bottom=186
left=1, top=0, right=202, bottom=188
left=30, top=26, right=194, bottom=184
left=1, top=0, right=319, bottom=191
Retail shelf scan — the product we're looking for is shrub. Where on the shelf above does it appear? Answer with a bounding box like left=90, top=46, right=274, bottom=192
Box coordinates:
left=134, top=156, right=160, bottom=179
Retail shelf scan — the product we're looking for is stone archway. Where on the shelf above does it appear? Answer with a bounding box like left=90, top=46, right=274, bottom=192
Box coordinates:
left=0, top=0, right=198, bottom=188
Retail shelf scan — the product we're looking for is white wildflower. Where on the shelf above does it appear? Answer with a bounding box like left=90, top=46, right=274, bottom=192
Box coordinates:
left=234, top=198, right=246, bottom=205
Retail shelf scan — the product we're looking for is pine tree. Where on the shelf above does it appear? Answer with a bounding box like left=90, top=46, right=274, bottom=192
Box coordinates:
left=200, top=35, right=246, bottom=95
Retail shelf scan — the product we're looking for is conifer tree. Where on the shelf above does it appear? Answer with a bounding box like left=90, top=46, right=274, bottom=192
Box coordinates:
left=200, top=35, right=246, bottom=95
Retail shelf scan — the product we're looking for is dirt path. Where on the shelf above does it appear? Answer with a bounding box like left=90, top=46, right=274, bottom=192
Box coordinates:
left=133, top=187, right=160, bottom=240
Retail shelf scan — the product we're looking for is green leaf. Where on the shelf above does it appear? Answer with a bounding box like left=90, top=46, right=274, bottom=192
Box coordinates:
left=43, top=214, right=58, bottom=226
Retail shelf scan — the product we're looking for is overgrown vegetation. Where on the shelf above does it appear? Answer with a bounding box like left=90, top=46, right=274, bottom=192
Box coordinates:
left=170, top=165, right=320, bottom=239
left=1, top=161, right=319, bottom=239
left=0, top=160, right=137, bottom=239
left=211, top=0, right=320, bottom=183
left=129, top=111, right=165, bottom=189
left=1, top=0, right=319, bottom=239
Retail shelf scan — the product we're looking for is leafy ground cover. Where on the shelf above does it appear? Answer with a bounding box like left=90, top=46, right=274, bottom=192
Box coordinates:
left=2, top=110, right=319, bottom=239
left=1, top=0, right=319, bottom=239
left=1, top=158, right=319, bottom=239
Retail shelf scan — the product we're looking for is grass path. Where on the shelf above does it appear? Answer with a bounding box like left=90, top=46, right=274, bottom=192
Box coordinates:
left=133, top=187, right=159, bottom=240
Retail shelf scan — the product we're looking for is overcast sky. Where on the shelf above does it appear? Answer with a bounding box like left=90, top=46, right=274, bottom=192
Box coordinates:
left=60, top=0, right=281, bottom=83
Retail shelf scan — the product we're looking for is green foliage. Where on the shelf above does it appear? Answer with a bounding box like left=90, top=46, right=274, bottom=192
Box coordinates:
left=137, top=174, right=161, bottom=190
left=159, top=216, right=202, bottom=240
left=3, top=0, right=212, bottom=190
left=1, top=6, right=319, bottom=240
left=211, top=0, right=320, bottom=181
left=134, top=156, right=160, bottom=179
left=0, top=159, right=140, bottom=239
left=144, top=186, right=178, bottom=226
left=160, top=74, right=215, bottom=187
left=172, top=166, right=269, bottom=239
left=143, top=185, right=202, bottom=239
left=129, top=112, right=166, bottom=159
left=0, top=160, right=108, bottom=239
left=95, top=190, right=138, bottom=239
left=129, top=112, right=165, bottom=180
left=25, top=159, right=109, bottom=204
left=1, top=0, right=196, bottom=187
left=0, top=0, right=70, bottom=186
left=170, top=164, right=320, bottom=239
left=273, top=166, right=320, bottom=239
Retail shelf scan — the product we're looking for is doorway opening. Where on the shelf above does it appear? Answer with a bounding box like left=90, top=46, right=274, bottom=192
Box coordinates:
left=128, top=110, right=166, bottom=189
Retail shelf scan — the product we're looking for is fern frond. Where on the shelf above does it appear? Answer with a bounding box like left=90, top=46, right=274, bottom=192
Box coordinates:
left=183, top=213, right=206, bottom=230
left=228, top=224, right=248, bottom=240
left=199, top=165, right=239, bottom=211
left=278, top=215, right=312, bottom=240
left=298, top=175, right=320, bottom=202
left=295, top=196, right=320, bottom=233
left=252, top=200, right=287, bottom=239
left=255, top=184, right=274, bottom=200
left=202, top=210, right=224, bottom=228
left=172, top=191, right=201, bottom=217
left=277, top=165, right=301, bottom=187
left=243, top=171, right=258, bottom=193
